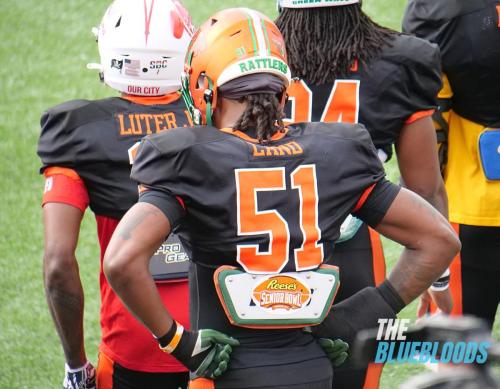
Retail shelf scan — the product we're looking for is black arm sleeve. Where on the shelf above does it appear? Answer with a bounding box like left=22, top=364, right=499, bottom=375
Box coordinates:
left=138, top=189, right=185, bottom=228
left=353, top=179, right=401, bottom=228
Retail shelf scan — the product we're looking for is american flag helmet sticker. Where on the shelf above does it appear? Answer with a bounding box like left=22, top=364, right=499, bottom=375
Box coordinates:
left=124, top=59, right=141, bottom=76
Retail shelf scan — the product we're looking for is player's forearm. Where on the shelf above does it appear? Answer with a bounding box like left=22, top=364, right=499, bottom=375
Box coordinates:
left=43, top=254, right=86, bottom=367
left=416, top=183, right=449, bottom=219
left=388, top=241, right=455, bottom=305
left=104, top=202, right=175, bottom=337
left=399, top=176, right=449, bottom=219
left=104, top=252, right=173, bottom=337
left=374, top=188, right=459, bottom=305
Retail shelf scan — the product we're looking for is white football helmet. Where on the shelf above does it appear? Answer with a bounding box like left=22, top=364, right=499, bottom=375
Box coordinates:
left=88, top=0, right=194, bottom=96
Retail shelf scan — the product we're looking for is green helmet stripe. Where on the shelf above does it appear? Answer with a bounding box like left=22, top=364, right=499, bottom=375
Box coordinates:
left=244, top=12, right=259, bottom=54
left=260, top=19, right=271, bottom=56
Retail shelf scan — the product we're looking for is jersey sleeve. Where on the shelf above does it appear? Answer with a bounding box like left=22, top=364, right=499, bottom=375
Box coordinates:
left=42, top=167, right=89, bottom=212
left=37, top=100, right=90, bottom=173
left=131, top=135, right=186, bottom=227
left=365, top=35, right=442, bottom=146
left=130, top=135, right=180, bottom=190
left=399, top=38, right=442, bottom=124
left=352, top=179, right=401, bottom=227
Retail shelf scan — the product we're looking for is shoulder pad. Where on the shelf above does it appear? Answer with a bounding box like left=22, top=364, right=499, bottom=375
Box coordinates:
left=130, top=126, right=222, bottom=190
left=292, top=122, right=373, bottom=145
left=403, top=0, right=490, bottom=35
left=382, top=34, right=440, bottom=71
left=37, top=97, right=122, bottom=169
left=40, top=97, right=121, bottom=133
left=144, top=125, right=225, bottom=157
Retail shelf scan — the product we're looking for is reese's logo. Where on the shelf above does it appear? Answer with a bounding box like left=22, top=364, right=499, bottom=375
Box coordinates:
left=252, top=275, right=311, bottom=311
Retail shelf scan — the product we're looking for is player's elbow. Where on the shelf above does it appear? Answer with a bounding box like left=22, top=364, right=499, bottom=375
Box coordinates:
left=425, top=220, right=461, bottom=269
left=441, top=224, right=461, bottom=263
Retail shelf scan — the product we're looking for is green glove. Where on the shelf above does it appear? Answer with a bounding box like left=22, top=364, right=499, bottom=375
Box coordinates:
left=190, top=329, right=240, bottom=378
left=158, top=322, right=240, bottom=379
left=318, top=338, right=349, bottom=367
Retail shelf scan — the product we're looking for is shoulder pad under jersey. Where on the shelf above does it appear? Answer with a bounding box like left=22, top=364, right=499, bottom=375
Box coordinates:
left=37, top=98, right=121, bottom=171
left=402, top=0, right=490, bottom=37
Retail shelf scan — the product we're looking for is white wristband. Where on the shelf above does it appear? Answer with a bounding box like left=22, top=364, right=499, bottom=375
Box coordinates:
left=430, top=268, right=450, bottom=291
left=64, top=360, right=90, bottom=374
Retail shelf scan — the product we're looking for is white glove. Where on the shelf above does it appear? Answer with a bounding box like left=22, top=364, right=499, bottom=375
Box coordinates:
left=62, top=361, right=96, bottom=389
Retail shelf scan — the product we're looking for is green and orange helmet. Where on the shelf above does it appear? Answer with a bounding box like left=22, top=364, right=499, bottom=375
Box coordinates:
left=181, top=8, right=291, bottom=125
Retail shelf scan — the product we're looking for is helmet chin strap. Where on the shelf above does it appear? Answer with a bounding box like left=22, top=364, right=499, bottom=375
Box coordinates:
left=204, top=77, right=214, bottom=126
left=180, top=71, right=201, bottom=124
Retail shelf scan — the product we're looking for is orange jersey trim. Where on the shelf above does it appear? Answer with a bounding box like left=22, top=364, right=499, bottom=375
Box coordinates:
left=189, top=378, right=215, bottom=389
left=42, top=167, right=89, bottom=212
left=368, top=228, right=386, bottom=286
left=219, top=127, right=289, bottom=143
left=352, top=183, right=376, bottom=213
left=363, top=362, right=384, bottom=389
left=404, top=109, right=435, bottom=125
left=350, top=59, right=359, bottom=72
left=96, top=352, right=114, bottom=389
left=44, top=166, right=81, bottom=180
left=121, top=92, right=181, bottom=106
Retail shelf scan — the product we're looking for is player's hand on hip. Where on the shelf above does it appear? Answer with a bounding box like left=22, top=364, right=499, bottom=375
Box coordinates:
left=62, top=361, right=96, bottom=389
left=158, top=321, right=239, bottom=379
left=429, top=288, right=453, bottom=314
left=417, top=288, right=453, bottom=317
left=318, top=338, right=349, bottom=367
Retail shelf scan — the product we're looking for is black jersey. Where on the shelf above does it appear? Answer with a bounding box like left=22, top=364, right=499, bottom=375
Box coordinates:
left=38, top=96, right=192, bottom=219
left=38, top=95, right=192, bottom=280
left=131, top=123, right=399, bottom=385
left=284, top=34, right=441, bottom=160
left=132, top=123, right=386, bottom=268
left=403, top=0, right=500, bottom=127
left=132, top=122, right=399, bottom=328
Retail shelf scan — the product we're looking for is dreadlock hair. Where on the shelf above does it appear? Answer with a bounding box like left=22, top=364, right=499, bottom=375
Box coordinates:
left=233, top=93, right=285, bottom=144
left=275, top=4, right=396, bottom=84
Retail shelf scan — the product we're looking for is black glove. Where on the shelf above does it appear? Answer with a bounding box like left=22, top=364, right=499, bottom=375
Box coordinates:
left=157, top=321, right=239, bottom=379
left=312, top=280, right=405, bottom=345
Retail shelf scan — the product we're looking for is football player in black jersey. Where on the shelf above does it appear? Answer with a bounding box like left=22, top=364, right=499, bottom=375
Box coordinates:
left=403, top=0, right=500, bottom=331
left=276, top=1, right=453, bottom=387
left=104, top=7, right=460, bottom=389
left=38, top=1, right=195, bottom=388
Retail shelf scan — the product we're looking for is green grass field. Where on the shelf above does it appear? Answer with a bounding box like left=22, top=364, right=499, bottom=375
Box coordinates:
left=0, top=0, right=497, bottom=387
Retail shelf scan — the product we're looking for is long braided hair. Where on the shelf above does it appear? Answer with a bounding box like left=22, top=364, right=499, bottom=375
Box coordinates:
left=233, top=93, right=285, bottom=144
left=275, top=4, right=396, bottom=84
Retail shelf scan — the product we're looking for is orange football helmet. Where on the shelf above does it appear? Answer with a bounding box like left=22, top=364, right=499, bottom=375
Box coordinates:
left=181, top=8, right=291, bottom=125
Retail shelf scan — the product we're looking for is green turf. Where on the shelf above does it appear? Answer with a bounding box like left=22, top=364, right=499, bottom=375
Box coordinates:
left=0, top=0, right=497, bottom=387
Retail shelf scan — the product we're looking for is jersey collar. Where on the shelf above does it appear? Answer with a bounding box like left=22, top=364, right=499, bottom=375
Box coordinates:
left=121, top=92, right=181, bottom=106
left=219, top=127, right=289, bottom=143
